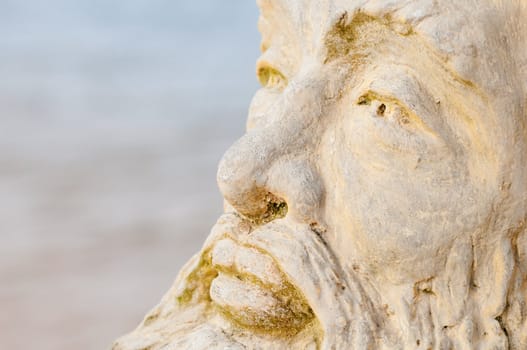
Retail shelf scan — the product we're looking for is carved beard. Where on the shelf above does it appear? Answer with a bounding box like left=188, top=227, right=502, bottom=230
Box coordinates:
left=113, top=213, right=523, bottom=350
left=214, top=215, right=380, bottom=348
left=113, top=213, right=379, bottom=349
left=180, top=213, right=380, bottom=348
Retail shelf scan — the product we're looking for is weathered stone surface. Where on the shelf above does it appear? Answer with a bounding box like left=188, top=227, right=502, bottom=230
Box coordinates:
left=114, top=1, right=527, bottom=348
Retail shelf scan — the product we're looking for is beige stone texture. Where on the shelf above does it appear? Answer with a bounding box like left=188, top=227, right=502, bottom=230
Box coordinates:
left=114, top=0, right=527, bottom=349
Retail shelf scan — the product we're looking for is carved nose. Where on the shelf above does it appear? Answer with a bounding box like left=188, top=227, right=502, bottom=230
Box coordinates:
left=217, top=127, right=283, bottom=221
left=217, top=82, right=325, bottom=225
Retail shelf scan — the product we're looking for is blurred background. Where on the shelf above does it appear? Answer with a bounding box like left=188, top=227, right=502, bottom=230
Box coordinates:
left=0, top=1, right=260, bottom=349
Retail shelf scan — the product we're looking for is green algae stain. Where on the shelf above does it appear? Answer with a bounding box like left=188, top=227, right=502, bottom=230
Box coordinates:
left=176, top=251, right=218, bottom=306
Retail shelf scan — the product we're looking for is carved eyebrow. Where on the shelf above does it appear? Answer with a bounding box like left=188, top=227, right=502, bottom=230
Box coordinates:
left=324, top=12, right=368, bottom=64
left=257, top=1, right=301, bottom=55
left=323, top=12, right=414, bottom=64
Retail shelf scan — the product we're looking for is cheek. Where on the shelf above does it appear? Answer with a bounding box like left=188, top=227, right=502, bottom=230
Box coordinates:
left=321, top=121, right=484, bottom=280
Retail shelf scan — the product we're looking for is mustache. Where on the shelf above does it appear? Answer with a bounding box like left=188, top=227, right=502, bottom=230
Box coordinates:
left=115, top=213, right=382, bottom=349
left=200, top=213, right=379, bottom=348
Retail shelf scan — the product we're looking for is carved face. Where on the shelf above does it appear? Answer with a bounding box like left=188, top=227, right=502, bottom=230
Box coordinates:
left=115, top=1, right=527, bottom=349
left=219, top=11, right=497, bottom=285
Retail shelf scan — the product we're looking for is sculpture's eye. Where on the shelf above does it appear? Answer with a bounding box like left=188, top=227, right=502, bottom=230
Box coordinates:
left=257, top=65, right=288, bottom=90
left=357, top=93, right=412, bottom=127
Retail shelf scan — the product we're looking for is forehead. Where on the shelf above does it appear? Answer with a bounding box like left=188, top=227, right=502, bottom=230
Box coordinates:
left=257, top=0, right=506, bottom=88
left=257, top=0, right=482, bottom=36
left=257, top=0, right=439, bottom=45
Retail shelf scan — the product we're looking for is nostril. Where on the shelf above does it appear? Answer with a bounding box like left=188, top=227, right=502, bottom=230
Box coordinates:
left=246, top=192, right=288, bottom=226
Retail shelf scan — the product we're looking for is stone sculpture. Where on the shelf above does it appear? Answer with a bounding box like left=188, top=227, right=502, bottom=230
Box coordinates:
left=114, top=0, right=527, bottom=349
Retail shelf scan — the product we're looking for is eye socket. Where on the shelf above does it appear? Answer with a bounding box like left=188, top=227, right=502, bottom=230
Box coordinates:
left=257, top=65, right=287, bottom=90
left=357, top=95, right=370, bottom=105
left=356, top=92, right=413, bottom=127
